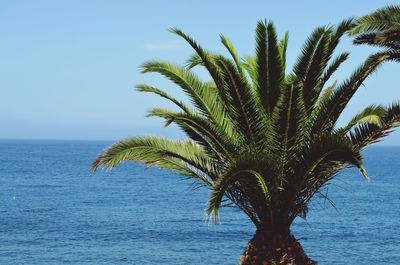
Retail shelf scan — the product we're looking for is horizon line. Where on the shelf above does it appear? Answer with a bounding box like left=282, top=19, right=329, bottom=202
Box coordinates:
left=1, top=137, right=400, bottom=147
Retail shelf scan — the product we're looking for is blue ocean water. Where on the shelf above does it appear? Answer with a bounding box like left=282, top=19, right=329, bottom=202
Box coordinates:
left=0, top=140, right=399, bottom=265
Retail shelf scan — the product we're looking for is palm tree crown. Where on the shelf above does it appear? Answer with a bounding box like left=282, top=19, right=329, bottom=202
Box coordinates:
left=92, top=19, right=400, bottom=236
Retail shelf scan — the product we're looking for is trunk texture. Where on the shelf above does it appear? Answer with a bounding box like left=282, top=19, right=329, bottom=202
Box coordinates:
left=238, top=230, right=317, bottom=265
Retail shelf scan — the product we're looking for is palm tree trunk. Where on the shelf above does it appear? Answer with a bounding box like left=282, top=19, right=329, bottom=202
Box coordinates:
left=238, top=229, right=316, bottom=265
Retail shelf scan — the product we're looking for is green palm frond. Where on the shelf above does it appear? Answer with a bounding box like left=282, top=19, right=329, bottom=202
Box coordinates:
left=140, top=61, right=215, bottom=116
left=348, top=6, right=400, bottom=36
left=301, top=28, right=332, bottom=108
left=141, top=61, right=240, bottom=141
left=349, top=102, right=400, bottom=148
left=220, top=35, right=244, bottom=74
left=169, top=28, right=226, bottom=92
left=146, top=108, right=236, bottom=157
left=327, top=18, right=354, bottom=54
left=353, top=31, right=400, bottom=49
left=278, top=32, right=289, bottom=72
left=207, top=168, right=270, bottom=223
left=339, top=104, right=386, bottom=133
left=272, top=82, right=305, bottom=180
left=185, top=53, right=204, bottom=69
left=320, top=52, right=350, bottom=88
left=255, top=20, right=284, bottom=114
left=136, top=84, right=192, bottom=113
left=293, top=27, right=327, bottom=82
left=241, top=55, right=257, bottom=86
left=349, top=6, right=400, bottom=55
left=311, top=52, right=389, bottom=133
left=91, top=136, right=216, bottom=186
left=213, top=56, right=258, bottom=141
left=287, top=134, right=368, bottom=221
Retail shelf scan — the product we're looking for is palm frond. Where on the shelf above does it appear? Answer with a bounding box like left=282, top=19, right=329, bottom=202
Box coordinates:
left=288, top=134, right=368, bottom=220
left=255, top=20, right=284, bottom=114
left=293, top=27, right=327, bottom=81
left=348, top=5, right=400, bottom=36
left=320, top=52, right=350, bottom=88
left=186, top=53, right=204, bottom=69
left=141, top=61, right=239, bottom=141
left=146, top=108, right=236, bottom=157
left=339, top=104, right=386, bottom=133
left=278, top=32, right=289, bottom=73
left=349, top=102, right=400, bottom=148
left=136, top=84, right=192, bottom=113
left=241, top=55, right=257, bottom=86
left=91, top=136, right=216, bottom=186
left=220, top=35, right=244, bottom=74
left=301, top=28, right=332, bottom=108
left=207, top=168, right=270, bottom=223
left=213, top=56, right=259, bottom=141
left=169, top=28, right=226, bottom=93
left=311, top=52, right=390, bottom=133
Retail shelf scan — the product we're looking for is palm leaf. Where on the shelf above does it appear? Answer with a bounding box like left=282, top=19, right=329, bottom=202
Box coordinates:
left=349, top=102, right=400, bottom=148
left=91, top=136, right=216, bottom=186
left=146, top=108, right=236, bottom=157
left=255, top=20, right=284, bottom=114
left=136, top=84, right=192, bottom=113
left=348, top=6, right=400, bottom=36
left=141, top=61, right=239, bottom=140
left=339, top=104, right=386, bottom=133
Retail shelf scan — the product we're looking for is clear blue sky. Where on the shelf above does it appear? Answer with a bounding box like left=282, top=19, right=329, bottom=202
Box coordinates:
left=2, top=1, right=400, bottom=144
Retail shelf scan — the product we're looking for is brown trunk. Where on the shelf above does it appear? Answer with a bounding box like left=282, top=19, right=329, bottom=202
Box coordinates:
left=238, top=229, right=317, bottom=265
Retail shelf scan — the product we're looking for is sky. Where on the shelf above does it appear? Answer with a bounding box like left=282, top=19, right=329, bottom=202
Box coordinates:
left=1, top=0, right=400, bottom=144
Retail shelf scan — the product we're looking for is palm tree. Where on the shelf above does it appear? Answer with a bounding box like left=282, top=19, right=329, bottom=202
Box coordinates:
left=92, top=19, right=400, bottom=265
left=348, top=5, right=400, bottom=58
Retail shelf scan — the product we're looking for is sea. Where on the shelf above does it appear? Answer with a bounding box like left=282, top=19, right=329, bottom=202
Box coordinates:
left=0, top=139, right=399, bottom=264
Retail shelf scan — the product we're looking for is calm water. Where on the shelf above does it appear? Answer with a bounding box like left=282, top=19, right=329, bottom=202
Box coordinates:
left=0, top=140, right=399, bottom=264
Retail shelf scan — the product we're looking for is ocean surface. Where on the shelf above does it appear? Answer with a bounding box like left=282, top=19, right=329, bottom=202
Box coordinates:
left=0, top=140, right=399, bottom=265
